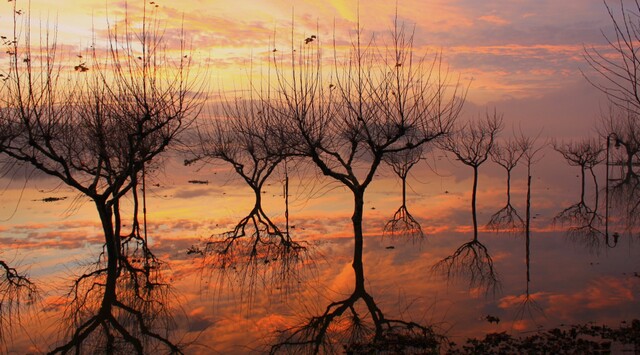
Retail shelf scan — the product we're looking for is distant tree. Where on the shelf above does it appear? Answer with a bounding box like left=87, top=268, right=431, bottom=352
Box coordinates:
left=599, top=107, right=640, bottom=183
left=269, top=20, right=465, bottom=353
left=487, top=138, right=525, bottom=233
left=440, top=111, right=503, bottom=239
left=553, top=139, right=604, bottom=225
left=0, top=3, right=202, bottom=352
left=514, top=132, right=545, bottom=323
left=598, top=106, right=640, bottom=233
left=433, top=111, right=503, bottom=293
left=553, top=139, right=612, bottom=252
left=382, top=145, right=425, bottom=241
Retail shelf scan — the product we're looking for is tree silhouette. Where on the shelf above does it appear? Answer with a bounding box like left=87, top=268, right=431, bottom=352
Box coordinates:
left=487, top=138, right=524, bottom=233
left=382, top=146, right=425, bottom=240
left=599, top=107, right=639, bottom=184
left=268, top=19, right=464, bottom=353
left=553, top=139, right=604, bottom=227
left=0, top=260, right=36, bottom=346
left=513, top=132, right=545, bottom=324
left=584, top=1, right=640, bottom=236
left=584, top=0, right=640, bottom=115
left=434, top=111, right=503, bottom=293
left=0, top=3, right=201, bottom=352
left=0, top=55, right=37, bottom=347
left=190, top=97, right=309, bottom=298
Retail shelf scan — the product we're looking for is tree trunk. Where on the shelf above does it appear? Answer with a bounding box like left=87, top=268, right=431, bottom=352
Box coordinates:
left=580, top=167, right=586, bottom=204
left=506, top=169, right=512, bottom=205
left=95, top=200, right=119, bottom=315
left=526, top=174, right=531, bottom=283
left=351, top=188, right=366, bottom=294
left=253, top=187, right=262, bottom=215
left=472, top=166, right=479, bottom=241
left=401, top=176, right=407, bottom=208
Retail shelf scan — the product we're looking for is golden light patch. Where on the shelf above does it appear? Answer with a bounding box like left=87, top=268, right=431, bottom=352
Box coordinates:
left=328, top=0, right=357, bottom=23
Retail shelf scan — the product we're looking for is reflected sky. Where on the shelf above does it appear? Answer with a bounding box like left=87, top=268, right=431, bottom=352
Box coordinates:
left=1, top=143, right=637, bottom=352
left=1, top=0, right=639, bottom=352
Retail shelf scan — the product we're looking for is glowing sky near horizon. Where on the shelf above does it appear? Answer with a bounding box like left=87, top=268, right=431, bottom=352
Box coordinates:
left=1, top=0, right=620, bottom=138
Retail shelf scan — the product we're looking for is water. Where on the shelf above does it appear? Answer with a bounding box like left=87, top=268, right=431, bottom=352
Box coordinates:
left=0, top=149, right=638, bottom=353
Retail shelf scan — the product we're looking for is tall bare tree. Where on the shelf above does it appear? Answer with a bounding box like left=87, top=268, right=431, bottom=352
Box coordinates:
left=584, top=1, right=640, bottom=235
left=0, top=3, right=202, bottom=352
left=269, top=20, right=464, bottom=353
left=584, top=1, right=640, bottom=116
left=514, top=132, right=545, bottom=323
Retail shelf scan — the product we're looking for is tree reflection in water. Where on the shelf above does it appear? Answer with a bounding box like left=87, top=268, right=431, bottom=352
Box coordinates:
left=552, top=138, right=628, bottom=252
left=514, top=133, right=545, bottom=324
left=49, top=197, right=182, bottom=354
left=382, top=146, right=425, bottom=241
left=487, top=138, right=525, bottom=234
left=0, top=259, right=37, bottom=347
left=433, top=112, right=503, bottom=294
left=266, top=17, right=462, bottom=354
left=189, top=98, right=310, bottom=299
left=270, top=251, right=442, bottom=354
left=553, top=139, right=603, bottom=230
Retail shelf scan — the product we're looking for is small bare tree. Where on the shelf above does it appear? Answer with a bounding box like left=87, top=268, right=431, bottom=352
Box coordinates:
left=382, top=145, right=425, bottom=240
left=553, top=139, right=604, bottom=226
left=487, top=138, right=525, bottom=233
left=599, top=106, right=640, bottom=183
left=1, top=3, right=202, bottom=352
left=190, top=96, right=309, bottom=299
left=433, top=111, right=503, bottom=293
left=553, top=139, right=615, bottom=252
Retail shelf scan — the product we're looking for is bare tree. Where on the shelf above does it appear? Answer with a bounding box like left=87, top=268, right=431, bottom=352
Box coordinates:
left=553, top=139, right=604, bottom=226
left=440, top=111, right=503, bottom=239
left=382, top=145, right=425, bottom=240
left=269, top=19, right=464, bottom=353
left=189, top=96, right=309, bottom=299
left=599, top=106, right=640, bottom=183
left=584, top=1, right=640, bottom=237
left=487, top=138, right=525, bottom=233
left=513, top=132, right=545, bottom=324
left=0, top=3, right=201, bottom=353
left=433, top=111, right=503, bottom=293
left=584, top=1, right=640, bottom=116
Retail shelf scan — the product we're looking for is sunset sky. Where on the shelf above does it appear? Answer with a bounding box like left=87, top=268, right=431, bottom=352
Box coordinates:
left=1, top=2, right=639, bottom=352
left=1, top=0, right=620, bottom=138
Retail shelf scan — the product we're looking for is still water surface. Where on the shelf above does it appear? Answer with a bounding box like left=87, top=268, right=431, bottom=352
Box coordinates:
left=0, top=149, right=638, bottom=353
